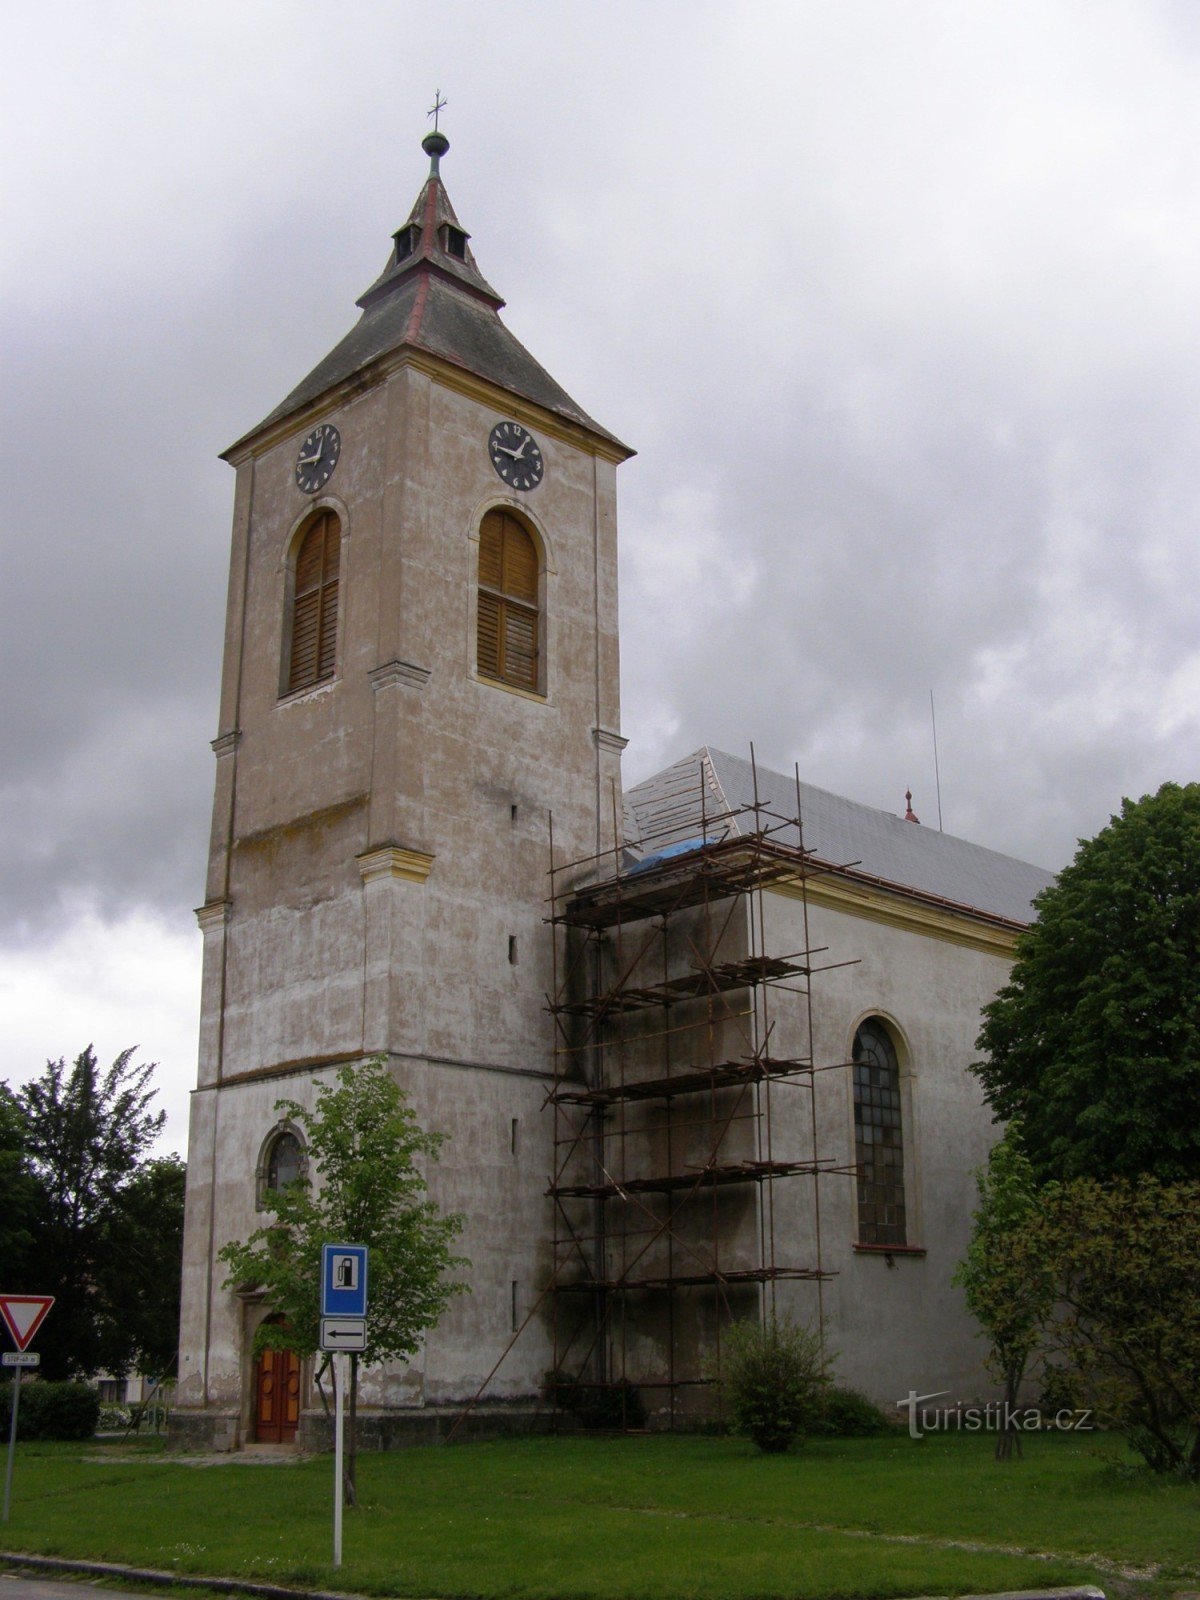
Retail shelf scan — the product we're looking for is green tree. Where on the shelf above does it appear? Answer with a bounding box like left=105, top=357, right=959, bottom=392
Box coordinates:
left=219, top=1059, right=467, bottom=1497
left=6, top=1047, right=170, bottom=1379
left=953, top=1123, right=1055, bottom=1460
left=99, top=1155, right=187, bottom=1382
left=0, top=1088, right=40, bottom=1288
left=1031, top=1176, right=1200, bottom=1478
left=974, top=782, right=1200, bottom=1183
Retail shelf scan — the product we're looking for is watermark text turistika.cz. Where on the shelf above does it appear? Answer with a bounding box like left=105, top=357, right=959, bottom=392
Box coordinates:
left=895, top=1390, right=1094, bottom=1440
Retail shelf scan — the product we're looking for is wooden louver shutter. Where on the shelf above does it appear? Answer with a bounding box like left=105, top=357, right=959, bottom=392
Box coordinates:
left=288, top=512, right=341, bottom=694
left=477, top=510, right=539, bottom=690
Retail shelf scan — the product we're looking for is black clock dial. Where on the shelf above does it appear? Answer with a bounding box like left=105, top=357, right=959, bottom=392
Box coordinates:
left=295, top=423, right=341, bottom=493
left=488, top=421, right=544, bottom=491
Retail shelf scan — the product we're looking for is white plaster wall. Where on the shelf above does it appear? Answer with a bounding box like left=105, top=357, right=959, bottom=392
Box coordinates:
left=179, top=350, right=624, bottom=1439
left=760, top=887, right=1012, bottom=1406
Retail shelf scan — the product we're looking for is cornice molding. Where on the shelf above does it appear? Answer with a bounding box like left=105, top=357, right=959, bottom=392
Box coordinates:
left=210, top=732, right=241, bottom=758
left=195, top=899, right=232, bottom=933
left=770, top=873, right=1022, bottom=956
left=356, top=844, right=435, bottom=885
left=370, top=658, right=431, bottom=691
left=593, top=726, right=628, bottom=753
left=226, top=348, right=632, bottom=469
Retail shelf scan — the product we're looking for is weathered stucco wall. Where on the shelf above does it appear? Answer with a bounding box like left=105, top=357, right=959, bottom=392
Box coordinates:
left=176, top=348, right=626, bottom=1447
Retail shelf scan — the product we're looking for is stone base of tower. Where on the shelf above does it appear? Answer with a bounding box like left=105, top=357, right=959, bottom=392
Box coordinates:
left=298, top=1399, right=554, bottom=1452
left=166, top=1407, right=242, bottom=1453
left=166, top=1401, right=554, bottom=1454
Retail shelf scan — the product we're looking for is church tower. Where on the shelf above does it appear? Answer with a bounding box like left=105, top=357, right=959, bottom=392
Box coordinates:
left=174, top=128, right=632, bottom=1449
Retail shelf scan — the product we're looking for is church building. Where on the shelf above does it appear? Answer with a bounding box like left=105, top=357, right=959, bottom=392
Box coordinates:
left=172, top=128, right=1053, bottom=1450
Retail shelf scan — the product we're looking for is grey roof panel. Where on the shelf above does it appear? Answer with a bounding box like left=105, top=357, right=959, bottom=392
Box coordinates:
left=626, top=746, right=1055, bottom=925
left=233, top=275, right=626, bottom=450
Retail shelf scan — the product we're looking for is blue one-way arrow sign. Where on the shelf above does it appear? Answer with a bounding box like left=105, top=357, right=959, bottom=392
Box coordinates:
left=321, top=1244, right=368, bottom=1318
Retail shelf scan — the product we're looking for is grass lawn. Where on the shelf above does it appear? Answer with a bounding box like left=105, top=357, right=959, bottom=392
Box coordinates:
left=2, top=1431, right=1198, bottom=1599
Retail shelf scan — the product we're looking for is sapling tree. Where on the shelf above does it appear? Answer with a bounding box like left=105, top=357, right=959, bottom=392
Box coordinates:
left=219, top=1059, right=467, bottom=1498
left=953, top=1123, right=1054, bottom=1461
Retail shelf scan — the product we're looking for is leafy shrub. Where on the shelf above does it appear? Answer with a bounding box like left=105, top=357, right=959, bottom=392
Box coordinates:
left=97, top=1403, right=132, bottom=1432
left=719, top=1316, right=830, bottom=1453
left=545, top=1373, right=646, bottom=1429
left=0, top=1380, right=99, bottom=1440
left=813, top=1385, right=893, bottom=1437
left=1037, top=1365, right=1079, bottom=1417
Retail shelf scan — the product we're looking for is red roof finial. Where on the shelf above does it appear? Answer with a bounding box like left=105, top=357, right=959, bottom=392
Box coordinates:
left=904, top=789, right=920, bottom=824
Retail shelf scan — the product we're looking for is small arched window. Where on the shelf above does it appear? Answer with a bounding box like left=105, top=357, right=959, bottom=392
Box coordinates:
left=266, top=1131, right=303, bottom=1193
left=286, top=511, right=341, bottom=694
left=852, top=1018, right=907, bottom=1246
left=477, top=509, right=539, bottom=692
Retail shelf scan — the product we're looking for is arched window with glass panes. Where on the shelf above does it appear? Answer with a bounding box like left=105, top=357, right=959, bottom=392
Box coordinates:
left=256, top=1125, right=306, bottom=1210
left=477, top=508, right=540, bottom=692
left=285, top=511, right=341, bottom=694
left=852, top=1018, right=907, bottom=1246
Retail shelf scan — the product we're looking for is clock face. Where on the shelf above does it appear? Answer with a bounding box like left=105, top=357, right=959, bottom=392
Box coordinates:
left=295, top=423, right=341, bottom=494
left=488, top=421, right=544, bottom=492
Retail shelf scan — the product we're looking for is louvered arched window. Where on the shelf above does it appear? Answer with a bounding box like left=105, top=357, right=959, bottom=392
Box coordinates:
left=477, top=509, right=540, bottom=692
left=286, top=511, right=341, bottom=694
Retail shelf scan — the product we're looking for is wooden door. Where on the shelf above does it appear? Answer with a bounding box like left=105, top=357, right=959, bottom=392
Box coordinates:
left=254, top=1335, right=301, bottom=1443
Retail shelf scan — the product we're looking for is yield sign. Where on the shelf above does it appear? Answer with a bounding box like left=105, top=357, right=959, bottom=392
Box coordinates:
left=0, top=1296, right=54, bottom=1353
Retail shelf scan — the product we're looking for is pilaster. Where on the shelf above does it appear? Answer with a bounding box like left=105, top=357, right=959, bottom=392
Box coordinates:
left=195, top=898, right=231, bottom=1087
left=356, top=845, right=435, bottom=1057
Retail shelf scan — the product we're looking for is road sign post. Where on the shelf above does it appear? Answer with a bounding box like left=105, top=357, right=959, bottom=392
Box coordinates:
left=0, top=1294, right=54, bottom=1525
left=333, top=1350, right=345, bottom=1567
left=320, top=1246, right=367, bottom=1568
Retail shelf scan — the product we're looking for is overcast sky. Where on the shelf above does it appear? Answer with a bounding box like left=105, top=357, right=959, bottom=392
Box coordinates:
left=3, top=1, right=1198, bottom=1153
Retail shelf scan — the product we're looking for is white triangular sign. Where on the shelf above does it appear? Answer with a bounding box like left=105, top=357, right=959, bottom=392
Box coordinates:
left=0, top=1296, right=54, bottom=1352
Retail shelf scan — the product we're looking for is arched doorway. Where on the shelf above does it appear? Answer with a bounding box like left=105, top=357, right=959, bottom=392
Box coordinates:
left=253, top=1315, right=301, bottom=1444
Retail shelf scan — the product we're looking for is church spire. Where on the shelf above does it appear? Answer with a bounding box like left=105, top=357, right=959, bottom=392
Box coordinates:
left=230, top=115, right=630, bottom=456
left=356, top=121, right=503, bottom=313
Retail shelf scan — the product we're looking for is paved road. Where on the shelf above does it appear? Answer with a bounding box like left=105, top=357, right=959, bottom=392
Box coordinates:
left=1, top=1578, right=159, bottom=1600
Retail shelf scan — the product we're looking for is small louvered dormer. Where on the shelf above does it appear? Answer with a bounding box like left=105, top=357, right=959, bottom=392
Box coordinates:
left=393, top=223, right=419, bottom=263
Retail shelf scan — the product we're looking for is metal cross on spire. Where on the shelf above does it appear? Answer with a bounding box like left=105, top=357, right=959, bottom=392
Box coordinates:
left=428, top=90, right=448, bottom=132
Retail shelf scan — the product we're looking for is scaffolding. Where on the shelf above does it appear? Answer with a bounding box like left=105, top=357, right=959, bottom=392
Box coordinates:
left=546, top=754, right=856, bottom=1427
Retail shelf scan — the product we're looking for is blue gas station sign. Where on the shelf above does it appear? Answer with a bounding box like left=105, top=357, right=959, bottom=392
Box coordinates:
left=321, top=1244, right=369, bottom=1318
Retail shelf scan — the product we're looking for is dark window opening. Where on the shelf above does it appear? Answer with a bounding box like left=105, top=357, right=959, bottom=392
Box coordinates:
left=394, top=225, right=418, bottom=262
left=853, top=1019, right=907, bottom=1247
left=445, top=226, right=467, bottom=260
left=266, top=1131, right=303, bottom=1193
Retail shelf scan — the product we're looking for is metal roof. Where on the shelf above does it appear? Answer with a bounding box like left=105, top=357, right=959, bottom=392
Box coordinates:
left=625, top=747, right=1056, bottom=926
